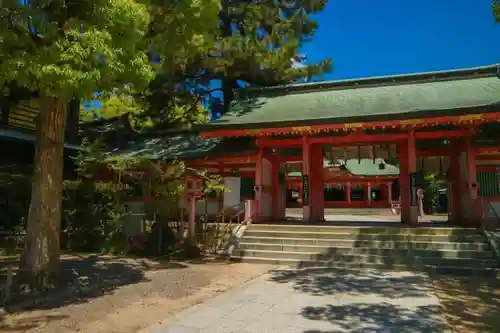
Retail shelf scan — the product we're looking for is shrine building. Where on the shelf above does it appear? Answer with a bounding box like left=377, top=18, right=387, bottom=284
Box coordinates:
left=120, top=64, right=500, bottom=227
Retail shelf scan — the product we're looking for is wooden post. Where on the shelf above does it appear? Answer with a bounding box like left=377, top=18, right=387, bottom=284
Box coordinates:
left=465, top=135, right=479, bottom=226
left=2, top=265, right=13, bottom=304
left=346, top=182, right=351, bottom=204
left=186, top=178, right=201, bottom=240
left=310, top=143, right=325, bottom=221
left=367, top=182, right=372, bottom=204
left=254, top=147, right=264, bottom=222
left=449, top=139, right=462, bottom=224
left=399, top=141, right=410, bottom=224
left=406, top=130, right=419, bottom=224
left=188, top=195, right=196, bottom=239
left=298, top=182, right=303, bottom=206
left=271, top=156, right=280, bottom=219
left=302, top=136, right=312, bottom=221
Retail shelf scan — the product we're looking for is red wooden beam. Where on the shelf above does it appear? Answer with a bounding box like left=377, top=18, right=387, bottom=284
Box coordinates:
left=188, top=162, right=255, bottom=169
left=275, top=155, right=302, bottom=162
left=414, top=129, right=473, bottom=140
left=200, top=112, right=498, bottom=138
left=189, top=159, right=255, bottom=168
left=477, top=147, right=500, bottom=155
left=477, top=165, right=499, bottom=172
left=309, top=133, right=408, bottom=145
left=476, top=155, right=500, bottom=161
left=257, top=129, right=473, bottom=147
left=191, top=156, right=256, bottom=164
left=416, top=148, right=450, bottom=157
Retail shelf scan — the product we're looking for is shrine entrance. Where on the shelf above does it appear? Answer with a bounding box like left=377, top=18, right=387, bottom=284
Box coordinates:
left=251, top=130, right=470, bottom=225
left=280, top=144, right=402, bottom=222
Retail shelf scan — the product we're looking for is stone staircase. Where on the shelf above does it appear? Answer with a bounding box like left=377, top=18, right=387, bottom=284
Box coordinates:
left=231, top=224, right=500, bottom=276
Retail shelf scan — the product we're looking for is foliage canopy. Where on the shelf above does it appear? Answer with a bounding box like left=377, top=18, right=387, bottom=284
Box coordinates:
left=141, top=0, right=332, bottom=127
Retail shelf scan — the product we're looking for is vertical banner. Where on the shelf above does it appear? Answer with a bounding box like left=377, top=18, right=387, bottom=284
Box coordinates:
left=302, top=175, right=310, bottom=206
left=410, top=172, right=417, bottom=206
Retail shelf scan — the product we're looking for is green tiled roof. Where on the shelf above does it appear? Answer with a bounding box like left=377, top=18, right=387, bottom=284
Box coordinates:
left=199, top=65, right=500, bottom=130
left=110, top=134, right=255, bottom=160
left=344, top=158, right=399, bottom=176
left=287, top=158, right=399, bottom=177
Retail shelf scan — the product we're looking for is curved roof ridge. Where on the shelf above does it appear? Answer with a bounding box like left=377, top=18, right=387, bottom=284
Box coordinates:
left=239, top=64, right=500, bottom=96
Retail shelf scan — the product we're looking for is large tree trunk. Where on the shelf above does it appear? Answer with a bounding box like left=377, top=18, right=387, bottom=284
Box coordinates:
left=20, top=97, right=67, bottom=290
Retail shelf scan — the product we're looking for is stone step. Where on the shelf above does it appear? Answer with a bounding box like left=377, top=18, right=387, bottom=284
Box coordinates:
left=425, top=265, right=500, bottom=277
left=416, top=256, right=498, bottom=268
left=241, top=236, right=491, bottom=250
left=233, top=249, right=498, bottom=267
left=243, top=230, right=486, bottom=242
left=230, top=256, right=413, bottom=271
left=231, top=251, right=500, bottom=276
left=238, top=243, right=495, bottom=259
left=249, top=224, right=477, bottom=236
left=231, top=255, right=500, bottom=276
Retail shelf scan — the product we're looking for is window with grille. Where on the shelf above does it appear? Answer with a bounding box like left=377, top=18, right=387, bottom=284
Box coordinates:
left=477, top=170, right=500, bottom=197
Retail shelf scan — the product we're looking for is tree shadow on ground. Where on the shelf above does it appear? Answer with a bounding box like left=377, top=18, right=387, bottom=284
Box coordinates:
left=269, top=267, right=450, bottom=332
left=270, top=267, right=429, bottom=299
left=300, top=303, right=448, bottom=333
left=0, top=253, right=189, bottom=313
left=432, top=276, right=500, bottom=333
left=267, top=226, right=499, bottom=332
left=0, top=312, right=68, bottom=332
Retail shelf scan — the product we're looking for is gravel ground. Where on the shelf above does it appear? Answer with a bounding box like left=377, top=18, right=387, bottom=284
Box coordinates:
left=0, top=254, right=274, bottom=333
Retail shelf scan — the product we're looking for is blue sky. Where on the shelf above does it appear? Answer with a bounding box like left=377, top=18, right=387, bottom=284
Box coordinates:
left=85, top=0, right=500, bottom=112
left=304, top=0, right=500, bottom=80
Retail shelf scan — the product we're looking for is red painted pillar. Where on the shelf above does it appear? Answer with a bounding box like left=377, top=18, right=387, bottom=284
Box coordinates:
left=387, top=182, right=392, bottom=205
left=302, top=138, right=324, bottom=221
left=399, top=141, right=411, bottom=224
left=254, top=147, right=264, bottom=222
left=271, top=156, right=280, bottom=219
left=465, top=136, right=479, bottom=226
left=188, top=194, right=196, bottom=239
left=449, top=139, right=462, bottom=224
left=367, top=182, right=372, bottom=205
left=310, top=143, right=325, bottom=221
left=408, top=130, right=419, bottom=223
left=298, top=182, right=303, bottom=206
left=302, top=137, right=312, bottom=221
left=346, top=182, right=351, bottom=204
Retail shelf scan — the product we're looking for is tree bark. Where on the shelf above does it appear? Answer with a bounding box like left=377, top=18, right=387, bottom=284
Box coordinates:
left=19, top=97, right=68, bottom=290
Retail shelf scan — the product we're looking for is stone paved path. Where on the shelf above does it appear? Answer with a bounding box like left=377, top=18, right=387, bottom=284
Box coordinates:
left=144, top=267, right=451, bottom=333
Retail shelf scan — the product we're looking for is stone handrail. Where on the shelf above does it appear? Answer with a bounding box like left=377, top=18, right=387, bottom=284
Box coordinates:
left=479, top=198, right=500, bottom=266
